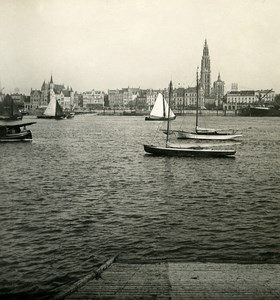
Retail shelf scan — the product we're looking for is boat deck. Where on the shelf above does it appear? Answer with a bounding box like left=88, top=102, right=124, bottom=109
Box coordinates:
left=59, top=262, right=280, bottom=299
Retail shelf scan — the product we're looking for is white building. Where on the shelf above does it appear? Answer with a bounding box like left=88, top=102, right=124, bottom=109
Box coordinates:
left=224, top=89, right=275, bottom=110
left=82, top=90, right=104, bottom=109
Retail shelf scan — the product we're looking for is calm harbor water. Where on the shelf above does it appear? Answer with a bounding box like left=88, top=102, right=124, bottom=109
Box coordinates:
left=1, top=114, right=280, bottom=298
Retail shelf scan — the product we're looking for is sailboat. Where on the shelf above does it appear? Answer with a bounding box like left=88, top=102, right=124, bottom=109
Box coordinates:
left=37, top=97, right=65, bottom=120
left=145, top=92, right=176, bottom=121
left=144, top=81, right=236, bottom=157
left=173, top=71, right=242, bottom=140
left=0, top=95, right=23, bottom=121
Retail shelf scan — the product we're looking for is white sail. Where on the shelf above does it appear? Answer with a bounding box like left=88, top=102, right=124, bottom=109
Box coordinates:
left=43, top=97, right=57, bottom=116
left=150, top=93, right=175, bottom=119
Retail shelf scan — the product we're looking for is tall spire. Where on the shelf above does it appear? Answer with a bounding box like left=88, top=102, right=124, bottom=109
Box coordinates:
left=50, top=74, right=53, bottom=84
left=200, top=40, right=211, bottom=97
left=203, top=39, right=209, bottom=56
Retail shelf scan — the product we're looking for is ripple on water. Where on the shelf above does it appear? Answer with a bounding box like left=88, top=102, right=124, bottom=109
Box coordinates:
left=0, top=116, right=279, bottom=297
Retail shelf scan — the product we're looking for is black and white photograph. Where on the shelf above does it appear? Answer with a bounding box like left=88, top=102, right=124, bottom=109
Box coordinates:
left=0, top=0, right=279, bottom=299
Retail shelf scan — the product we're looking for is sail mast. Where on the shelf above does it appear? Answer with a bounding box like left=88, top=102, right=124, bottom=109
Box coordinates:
left=11, top=99, right=13, bottom=116
left=195, top=67, right=199, bottom=131
left=166, top=81, right=172, bottom=147
left=163, top=93, right=166, bottom=118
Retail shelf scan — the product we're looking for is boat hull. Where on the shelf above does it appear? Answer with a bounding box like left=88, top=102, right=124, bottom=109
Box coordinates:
left=176, top=131, right=242, bottom=140
left=37, top=115, right=65, bottom=120
left=144, top=144, right=236, bottom=157
left=0, top=115, right=23, bottom=121
left=145, top=116, right=176, bottom=121
left=238, top=107, right=280, bottom=116
left=0, top=130, right=32, bottom=142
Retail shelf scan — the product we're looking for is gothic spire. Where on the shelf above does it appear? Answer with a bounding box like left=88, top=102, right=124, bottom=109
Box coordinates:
left=203, top=39, right=209, bottom=56
left=200, top=40, right=211, bottom=97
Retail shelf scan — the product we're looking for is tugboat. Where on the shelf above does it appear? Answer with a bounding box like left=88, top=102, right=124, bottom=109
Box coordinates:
left=0, top=121, right=36, bottom=142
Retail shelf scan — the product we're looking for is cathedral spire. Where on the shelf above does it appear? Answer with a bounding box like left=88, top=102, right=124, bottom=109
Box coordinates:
left=200, top=40, right=211, bottom=97
left=203, top=39, right=209, bottom=56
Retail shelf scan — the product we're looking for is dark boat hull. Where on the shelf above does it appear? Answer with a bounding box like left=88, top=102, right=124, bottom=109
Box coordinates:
left=0, top=115, right=23, bottom=121
left=239, top=107, right=280, bottom=116
left=145, top=116, right=176, bottom=121
left=37, top=115, right=65, bottom=120
left=144, top=144, right=236, bottom=157
left=0, top=130, right=32, bottom=142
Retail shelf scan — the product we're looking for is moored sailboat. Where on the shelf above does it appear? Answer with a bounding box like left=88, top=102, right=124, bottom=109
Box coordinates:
left=144, top=81, right=237, bottom=157
left=145, top=92, right=176, bottom=121
left=175, top=127, right=242, bottom=140
left=173, top=70, right=241, bottom=140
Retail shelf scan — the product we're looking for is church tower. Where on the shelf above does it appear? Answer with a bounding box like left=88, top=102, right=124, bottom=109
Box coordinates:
left=200, top=40, right=211, bottom=97
left=213, top=73, right=225, bottom=107
left=50, top=74, right=54, bottom=90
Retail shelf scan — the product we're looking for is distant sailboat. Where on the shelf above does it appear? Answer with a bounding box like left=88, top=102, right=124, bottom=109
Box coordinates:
left=0, top=95, right=23, bottom=121
left=145, top=92, right=176, bottom=121
left=37, top=97, right=65, bottom=120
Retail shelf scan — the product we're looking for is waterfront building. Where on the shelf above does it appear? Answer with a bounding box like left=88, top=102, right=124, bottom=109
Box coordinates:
left=185, top=86, right=204, bottom=109
left=108, top=89, right=121, bottom=108
left=172, top=87, right=185, bottom=110
left=108, top=87, right=139, bottom=109
left=91, top=90, right=105, bottom=109
left=200, top=40, right=211, bottom=97
left=73, top=91, right=83, bottom=108
left=30, top=89, right=41, bottom=110
left=82, top=90, right=105, bottom=109
left=122, top=87, right=133, bottom=107
left=30, top=75, right=74, bottom=112
left=162, top=85, right=204, bottom=112
left=61, top=87, right=74, bottom=110
left=185, top=87, right=196, bottom=108
left=146, top=89, right=161, bottom=111
left=224, top=89, right=275, bottom=110
left=134, top=89, right=147, bottom=110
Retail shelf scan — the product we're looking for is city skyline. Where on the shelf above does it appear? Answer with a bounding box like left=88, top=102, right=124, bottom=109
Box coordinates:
left=1, top=0, right=280, bottom=94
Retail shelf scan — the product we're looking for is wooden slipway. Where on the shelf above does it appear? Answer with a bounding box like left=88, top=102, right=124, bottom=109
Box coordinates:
left=62, top=262, right=280, bottom=299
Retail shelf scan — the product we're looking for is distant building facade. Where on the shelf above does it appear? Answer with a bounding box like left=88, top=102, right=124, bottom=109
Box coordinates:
left=162, top=86, right=204, bottom=111
left=224, top=89, right=275, bottom=110
left=30, top=75, right=74, bottom=111
left=82, top=90, right=105, bottom=109
left=212, top=73, right=225, bottom=107
left=108, top=87, right=139, bottom=109
left=30, top=89, right=41, bottom=110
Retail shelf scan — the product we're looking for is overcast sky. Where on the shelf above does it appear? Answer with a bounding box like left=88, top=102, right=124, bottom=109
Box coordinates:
left=0, top=0, right=280, bottom=94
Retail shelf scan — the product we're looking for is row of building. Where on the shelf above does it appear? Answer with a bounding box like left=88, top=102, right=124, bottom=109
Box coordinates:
left=1, top=40, right=275, bottom=113
left=1, top=80, right=275, bottom=114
